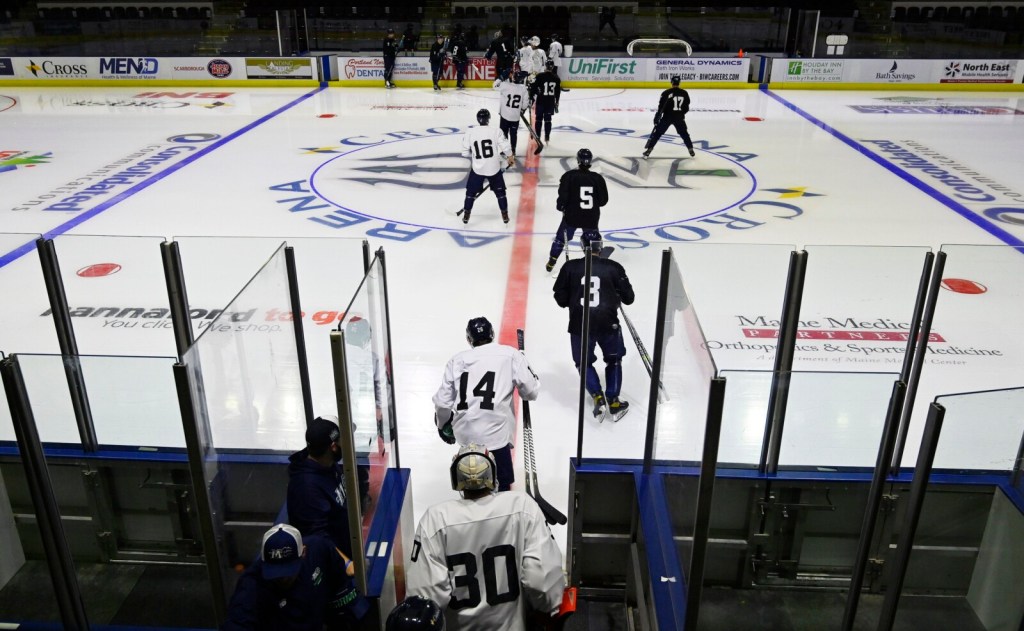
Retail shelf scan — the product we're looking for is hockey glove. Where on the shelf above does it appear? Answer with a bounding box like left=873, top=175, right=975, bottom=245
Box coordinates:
left=554, top=103, right=559, bottom=114
left=437, top=412, right=456, bottom=444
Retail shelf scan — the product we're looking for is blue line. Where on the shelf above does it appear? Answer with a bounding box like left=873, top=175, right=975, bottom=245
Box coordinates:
left=760, top=86, right=1024, bottom=249
left=0, top=86, right=326, bottom=270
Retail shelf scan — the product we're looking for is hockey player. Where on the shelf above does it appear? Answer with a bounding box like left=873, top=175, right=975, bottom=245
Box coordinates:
left=517, top=35, right=547, bottom=81
left=530, top=60, right=561, bottom=143
left=485, top=26, right=516, bottom=79
left=459, top=109, right=515, bottom=225
left=643, top=75, right=696, bottom=159
left=449, top=31, right=469, bottom=89
left=553, top=236, right=635, bottom=421
left=494, top=71, right=530, bottom=158
left=432, top=317, right=540, bottom=491
left=224, top=524, right=369, bottom=630
left=383, top=28, right=399, bottom=88
left=429, top=34, right=447, bottom=91
left=547, top=34, right=563, bottom=71
left=545, top=148, right=608, bottom=273
left=407, top=445, right=565, bottom=630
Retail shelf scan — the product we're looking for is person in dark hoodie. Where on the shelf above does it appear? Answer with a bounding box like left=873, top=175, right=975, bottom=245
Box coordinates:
left=224, top=523, right=369, bottom=630
left=287, top=416, right=367, bottom=559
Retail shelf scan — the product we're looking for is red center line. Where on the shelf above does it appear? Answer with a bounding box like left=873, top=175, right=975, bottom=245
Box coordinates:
left=499, top=136, right=541, bottom=466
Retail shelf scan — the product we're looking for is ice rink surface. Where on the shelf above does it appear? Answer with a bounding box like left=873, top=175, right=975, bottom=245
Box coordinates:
left=2, top=84, right=1023, bottom=549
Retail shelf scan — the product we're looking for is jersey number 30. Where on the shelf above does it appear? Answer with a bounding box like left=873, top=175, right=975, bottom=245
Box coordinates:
left=457, top=371, right=497, bottom=410
left=448, top=545, right=520, bottom=610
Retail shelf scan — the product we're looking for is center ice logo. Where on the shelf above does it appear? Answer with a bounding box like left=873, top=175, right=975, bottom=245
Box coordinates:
left=270, top=125, right=822, bottom=249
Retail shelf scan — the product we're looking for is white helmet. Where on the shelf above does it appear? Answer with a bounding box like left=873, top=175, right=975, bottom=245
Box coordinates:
left=449, top=444, right=497, bottom=492
left=529, top=36, right=540, bottom=46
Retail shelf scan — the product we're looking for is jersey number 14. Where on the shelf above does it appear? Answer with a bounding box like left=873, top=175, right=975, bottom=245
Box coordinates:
left=457, top=371, right=496, bottom=410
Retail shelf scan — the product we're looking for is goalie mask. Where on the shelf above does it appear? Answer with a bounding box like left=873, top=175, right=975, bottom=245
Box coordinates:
left=450, top=444, right=497, bottom=492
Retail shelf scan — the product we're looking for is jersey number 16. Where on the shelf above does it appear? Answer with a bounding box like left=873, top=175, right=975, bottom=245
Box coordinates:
left=473, top=139, right=494, bottom=159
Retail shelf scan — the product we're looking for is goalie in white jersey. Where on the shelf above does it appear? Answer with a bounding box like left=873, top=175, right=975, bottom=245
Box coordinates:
left=433, top=316, right=540, bottom=491
left=408, top=445, right=566, bottom=631
left=460, top=109, right=515, bottom=225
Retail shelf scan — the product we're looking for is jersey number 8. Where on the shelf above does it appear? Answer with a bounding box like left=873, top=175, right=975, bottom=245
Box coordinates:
left=447, top=545, right=520, bottom=610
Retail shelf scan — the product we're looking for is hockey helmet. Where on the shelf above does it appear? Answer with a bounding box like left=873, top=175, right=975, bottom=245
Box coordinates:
left=513, top=70, right=528, bottom=84
left=466, top=316, right=494, bottom=346
left=386, top=28, right=395, bottom=34
left=476, top=108, right=491, bottom=125
left=545, top=59, right=555, bottom=72
left=576, top=147, right=593, bottom=169
left=450, top=444, right=497, bottom=492
left=529, top=35, right=540, bottom=46
left=671, top=75, right=681, bottom=86
left=435, top=33, right=444, bottom=40
left=345, top=316, right=371, bottom=348
left=386, top=596, right=445, bottom=630
left=580, top=232, right=604, bottom=253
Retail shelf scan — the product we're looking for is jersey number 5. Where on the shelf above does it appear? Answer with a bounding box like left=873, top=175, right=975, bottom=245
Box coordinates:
left=448, top=545, right=520, bottom=610
left=473, top=139, right=494, bottom=159
left=579, top=186, right=594, bottom=209
left=457, top=371, right=497, bottom=410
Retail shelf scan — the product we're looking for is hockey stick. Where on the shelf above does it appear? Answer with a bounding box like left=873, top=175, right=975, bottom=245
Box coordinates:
left=517, top=329, right=568, bottom=526
left=619, top=306, right=668, bottom=401
left=454, top=181, right=490, bottom=217
left=520, top=112, right=544, bottom=155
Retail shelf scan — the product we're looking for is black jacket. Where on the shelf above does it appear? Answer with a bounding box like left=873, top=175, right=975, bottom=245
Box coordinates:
left=554, top=256, right=635, bottom=335
left=429, top=41, right=447, bottom=65
left=287, top=449, right=352, bottom=558
left=557, top=168, right=609, bottom=229
left=382, top=37, right=399, bottom=59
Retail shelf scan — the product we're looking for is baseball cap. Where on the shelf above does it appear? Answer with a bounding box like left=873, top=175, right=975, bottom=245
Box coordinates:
left=261, top=524, right=304, bottom=580
left=306, top=416, right=341, bottom=453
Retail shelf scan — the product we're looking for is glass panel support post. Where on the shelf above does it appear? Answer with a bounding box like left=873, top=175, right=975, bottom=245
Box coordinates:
left=36, top=237, right=97, bottom=451
left=891, top=252, right=946, bottom=475
left=841, top=380, right=907, bottom=631
left=898, top=252, right=934, bottom=385
left=760, top=250, right=807, bottom=475
left=1, top=355, right=90, bottom=630
left=1012, top=427, right=1024, bottom=489
left=576, top=250, right=594, bottom=467
left=160, top=240, right=194, bottom=361
left=284, top=246, right=315, bottom=426
left=876, top=402, right=946, bottom=631
left=172, top=363, right=228, bottom=626
left=330, top=330, right=367, bottom=594
left=362, top=239, right=371, bottom=274
left=377, top=248, right=400, bottom=469
left=685, top=376, right=726, bottom=631
left=642, top=249, right=672, bottom=475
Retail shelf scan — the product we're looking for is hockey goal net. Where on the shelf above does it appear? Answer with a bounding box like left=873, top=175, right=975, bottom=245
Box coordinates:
left=626, top=38, right=693, bottom=57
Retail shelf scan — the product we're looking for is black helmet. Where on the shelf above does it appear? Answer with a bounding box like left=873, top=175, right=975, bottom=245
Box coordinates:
left=514, top=70, right=528, bottom=84
left=576, top=148, right=593, bottom=169
left=580, top=232, right=603, bottom=253
left=387, top=28, right=395, bottom=34
left=476, top=109, right=490, bottom=125
left=386, top=596, right=445, bottom=630
left=670, top=75, right=681, bottom=86
left=466, top=317, right=494, bottom=346
left=545, top=59, right=555, bottom=72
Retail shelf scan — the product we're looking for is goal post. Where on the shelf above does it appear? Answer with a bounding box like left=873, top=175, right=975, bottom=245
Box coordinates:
left=626, top=38, right=693, bottom=57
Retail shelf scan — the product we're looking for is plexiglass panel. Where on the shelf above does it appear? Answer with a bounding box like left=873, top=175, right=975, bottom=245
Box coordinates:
left=899, top=245, right=1024, bottom=467
left=184, top=243, right=306, bottom=450
left=934, top=388, right=1024, bottom=472
left=52, top=235, right=174, bottom=357
left=797, top=246, right=931, bottom=372
left=176, top=236, right=366, bottom=417
left=653, top=249, right=717, bottom=463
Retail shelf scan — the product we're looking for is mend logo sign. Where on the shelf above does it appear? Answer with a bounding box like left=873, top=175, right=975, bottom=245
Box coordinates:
left=0, top=58, right=13, bottom=76
left=100, top=57, right=159, bottom=78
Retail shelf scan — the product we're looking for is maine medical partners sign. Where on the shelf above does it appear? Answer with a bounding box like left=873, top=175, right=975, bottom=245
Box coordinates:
left=245, top=57, right=315, bottom=80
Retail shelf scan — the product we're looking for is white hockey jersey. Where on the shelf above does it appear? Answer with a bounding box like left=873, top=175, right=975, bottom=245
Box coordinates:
left=547, top=41, right=563, bottom=67
left=408, top=491, right=566, bottom=631
left=494, top=80, right=530, bottom=123
left=433, top=342, right=539, bottom=450
left=461, top=125, right=513, bottom=177
left=517, top=45, right=547, bottom=75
